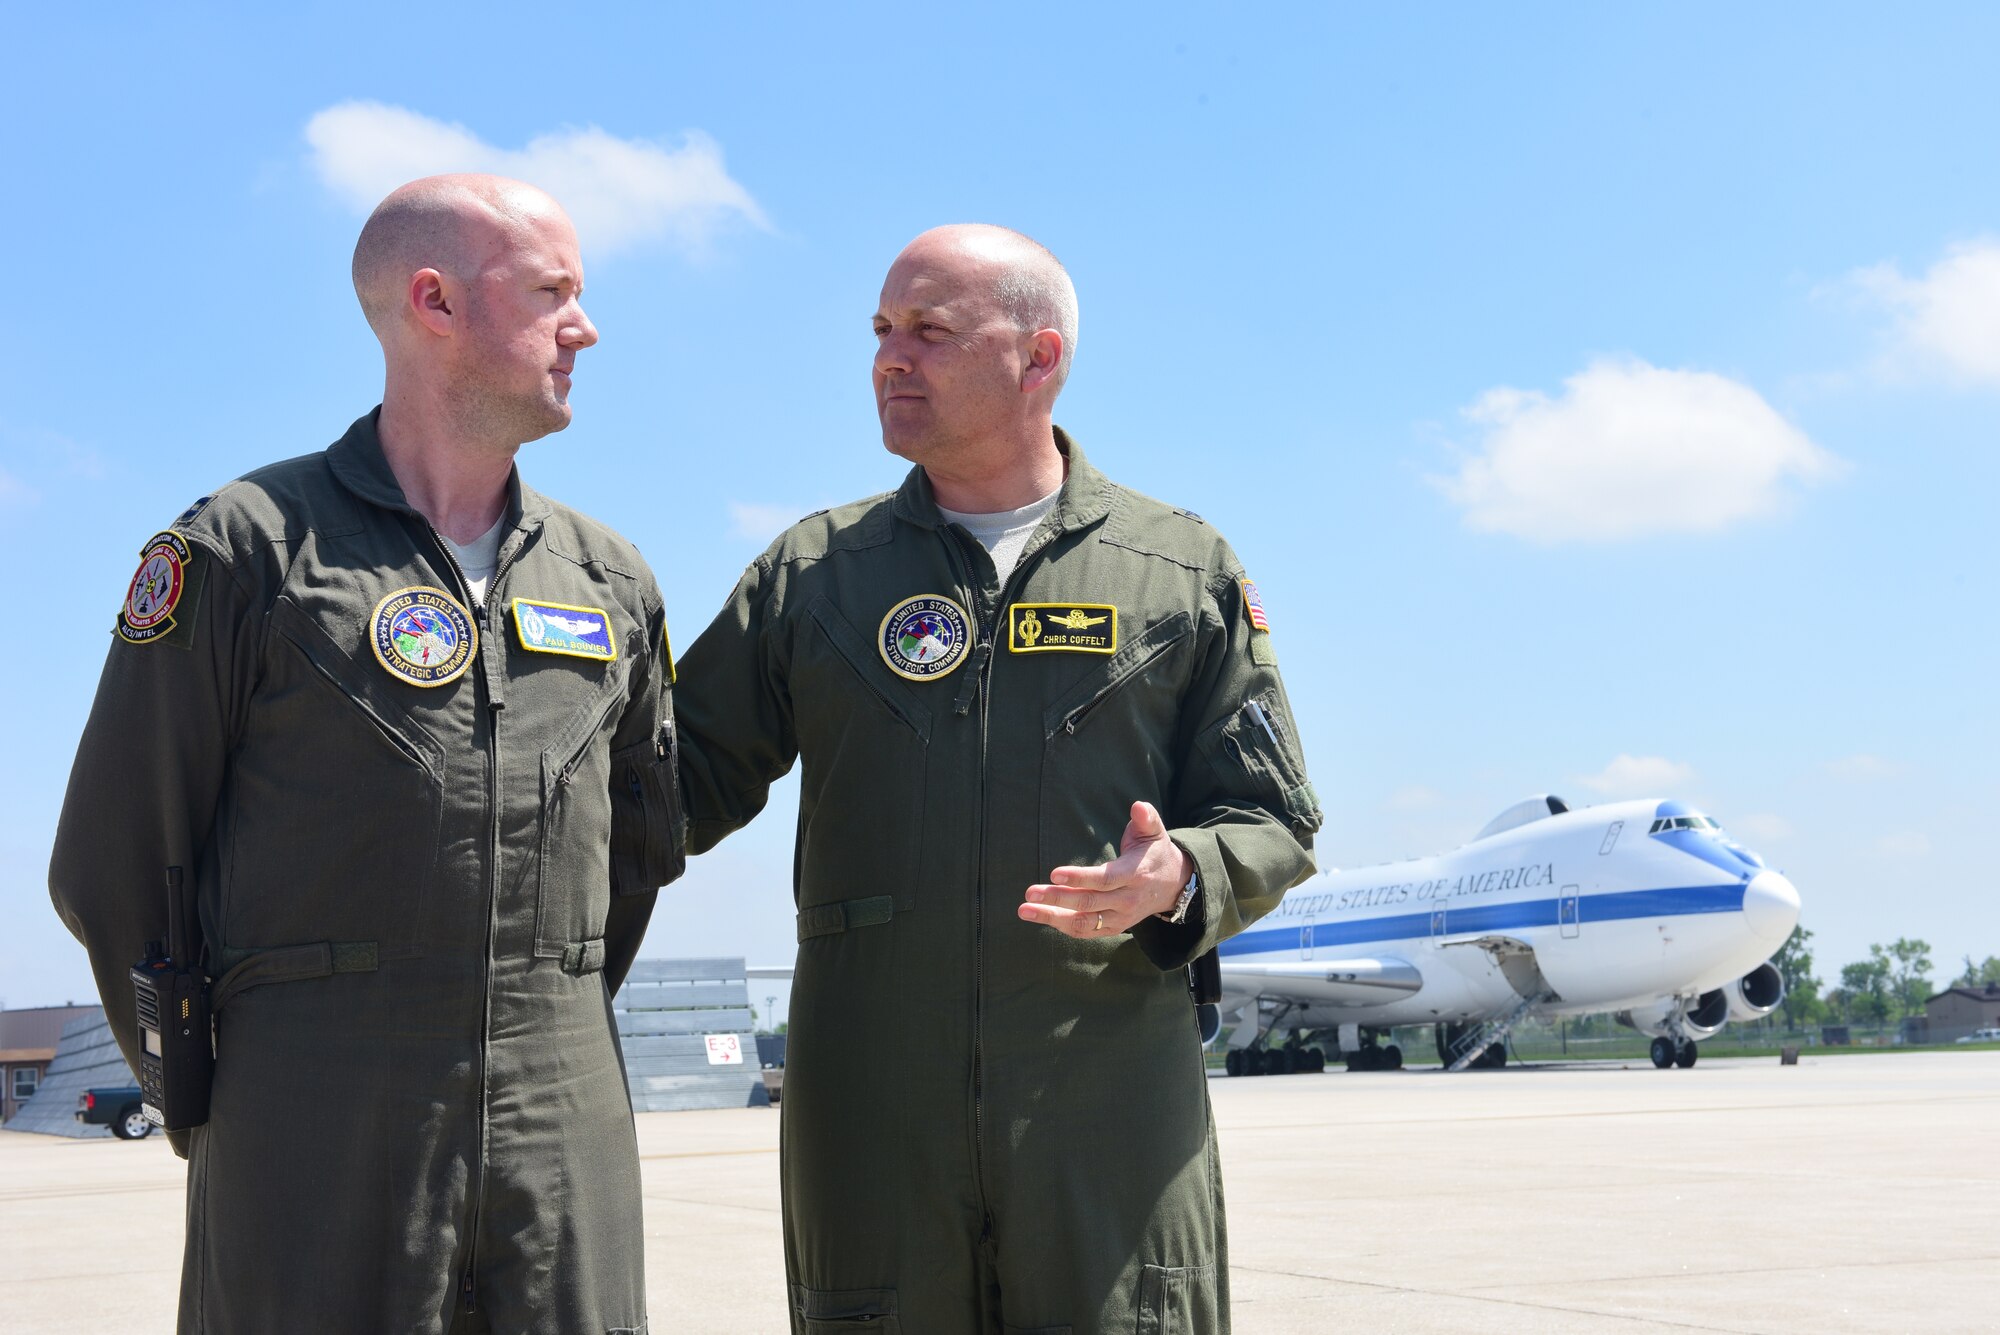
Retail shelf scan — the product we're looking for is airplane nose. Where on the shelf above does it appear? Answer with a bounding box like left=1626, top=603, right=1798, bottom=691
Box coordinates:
left=1742, top=870, right=1801, bottom=945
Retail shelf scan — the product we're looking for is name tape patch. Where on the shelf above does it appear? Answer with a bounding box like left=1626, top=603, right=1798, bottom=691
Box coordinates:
left=512, top=597, right=617, bottom=663
left=1008, top=603, right=1118, bottom=654
left=879, top=594, right=971, bottom=681
left=119, top=531, right=191, bottom=645
left=370, top=586, right=477, bottom=687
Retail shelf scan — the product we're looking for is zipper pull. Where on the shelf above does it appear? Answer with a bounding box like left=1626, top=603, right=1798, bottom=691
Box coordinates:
left=952, top=628, right=994, bottom=717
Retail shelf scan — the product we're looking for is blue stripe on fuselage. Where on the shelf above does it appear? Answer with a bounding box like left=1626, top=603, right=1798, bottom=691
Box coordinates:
left=1220, top=882, right=1748, bottom=958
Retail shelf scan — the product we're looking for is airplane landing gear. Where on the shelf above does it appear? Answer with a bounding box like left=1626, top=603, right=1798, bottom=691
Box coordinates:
left=1651, top=1036, right=1699, bottom=1068
left=1226, top=1042, right=1327, bottom=1076
left=1342, top=1033, right=1403, bottom=1072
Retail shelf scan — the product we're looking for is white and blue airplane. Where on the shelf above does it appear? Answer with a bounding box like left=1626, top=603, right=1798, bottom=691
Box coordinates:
left=1213, top=794, right=1802, bottom=1074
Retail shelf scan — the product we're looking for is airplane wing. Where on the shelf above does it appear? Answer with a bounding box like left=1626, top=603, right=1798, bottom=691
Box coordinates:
left=1218, top=956, right=1422, bottom=1008
left=746, top=965, right=795, bottom=980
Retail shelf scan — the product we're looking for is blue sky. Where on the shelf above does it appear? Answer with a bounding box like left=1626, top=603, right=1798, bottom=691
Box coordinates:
left=5, top=5, right=1995, bottom=1018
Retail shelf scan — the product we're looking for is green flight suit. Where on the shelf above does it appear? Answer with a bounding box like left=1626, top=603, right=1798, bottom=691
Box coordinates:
left=674, top=429, right=1321, bottom=1335
left=48, top=410, right=685, bottom=1335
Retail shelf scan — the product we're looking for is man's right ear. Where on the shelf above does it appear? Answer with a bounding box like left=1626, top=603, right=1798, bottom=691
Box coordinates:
left=409, top=269, right=454, bottom=337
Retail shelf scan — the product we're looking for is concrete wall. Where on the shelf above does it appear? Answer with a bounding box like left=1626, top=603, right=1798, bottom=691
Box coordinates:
left=5, top=1009, right=131, bottom=1138
left=615, top=958, right=768, bottom=1112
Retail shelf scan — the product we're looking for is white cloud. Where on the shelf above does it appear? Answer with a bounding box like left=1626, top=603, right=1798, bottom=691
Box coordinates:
left=1826, top=754, right=1907, bottom=782
left=304, top=102, right=768, bottom=255
left=1576, top=754, right=1697, bottom=798
left=0, top=468, right=35, bottom=507
left=1850, top=240, right=2000, bottom=384
left=1434, top=358, right=1842, bottom=543
left=728, top=502, right=808, bottom=543
left=1875, top=831, right=1930, bottom=858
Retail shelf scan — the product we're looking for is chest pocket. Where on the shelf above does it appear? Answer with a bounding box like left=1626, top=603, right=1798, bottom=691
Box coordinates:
left=794, top=594, right=931, bottom=914
left=224, top=598, right=446, bottom=960
left=1038, top=612, right=1193, bottom=873
left=534, top=684, right=627, bottom=963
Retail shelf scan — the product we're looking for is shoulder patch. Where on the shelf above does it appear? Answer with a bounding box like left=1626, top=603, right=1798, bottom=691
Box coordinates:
left=1241, top=579, right=1270, bottom=632
left=1173, top=508, right=1206, bottom=524
left=118, top=531, right=198, bottom=646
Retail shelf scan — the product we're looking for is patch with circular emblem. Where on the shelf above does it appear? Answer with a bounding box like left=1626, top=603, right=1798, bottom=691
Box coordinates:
left=118, top=531, right=190, bottom=645
left=877, top=594, right=972, bottom=681
left=370, top=586, right=477, bottom=687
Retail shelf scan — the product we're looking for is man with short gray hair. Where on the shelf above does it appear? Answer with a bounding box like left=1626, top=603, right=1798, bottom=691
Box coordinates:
left=675, top=224, right=1321, bottom=1333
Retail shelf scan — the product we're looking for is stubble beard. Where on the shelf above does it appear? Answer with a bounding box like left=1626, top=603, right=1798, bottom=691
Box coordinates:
left=448, top=363, right=570, bottom=450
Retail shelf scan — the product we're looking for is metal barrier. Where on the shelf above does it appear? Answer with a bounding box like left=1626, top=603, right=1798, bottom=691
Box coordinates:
left=614, top=957, right=770, bottom=1111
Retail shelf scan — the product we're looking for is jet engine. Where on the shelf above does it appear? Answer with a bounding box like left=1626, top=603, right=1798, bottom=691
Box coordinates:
left=1616, top=988, right=1731, bottom=1040
left=1724, top=961, right=1786, bottom=1022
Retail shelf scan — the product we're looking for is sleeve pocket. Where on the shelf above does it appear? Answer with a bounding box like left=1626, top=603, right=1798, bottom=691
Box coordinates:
left=610, top=721, right=687, bottom=894
left=1199, top=689, right=1323, bottom=838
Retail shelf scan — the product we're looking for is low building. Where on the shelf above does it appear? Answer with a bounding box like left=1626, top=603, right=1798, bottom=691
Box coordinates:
left=0, top=1005, right=100, bottom=1123
left=1923, top=982, right=2000, bottom=1041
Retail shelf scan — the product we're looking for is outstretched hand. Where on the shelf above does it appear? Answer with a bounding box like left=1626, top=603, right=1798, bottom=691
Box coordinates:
left=1019, top=801, right=1193, bottom=938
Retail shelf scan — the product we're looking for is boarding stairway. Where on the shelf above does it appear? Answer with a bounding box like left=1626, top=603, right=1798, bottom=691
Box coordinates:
left=1444, top=994, right=1542, bottom=1072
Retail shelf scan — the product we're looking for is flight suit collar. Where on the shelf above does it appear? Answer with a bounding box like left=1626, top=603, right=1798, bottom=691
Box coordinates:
left=891, top=425, right=1114, bottom=533
left=326, top=406, right=551, bottom=533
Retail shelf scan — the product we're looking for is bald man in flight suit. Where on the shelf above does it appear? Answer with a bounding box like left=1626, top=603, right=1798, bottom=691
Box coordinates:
left=674, top=225, right=1322, bottom=1334
left=51, top=176, right=683, bottom=1334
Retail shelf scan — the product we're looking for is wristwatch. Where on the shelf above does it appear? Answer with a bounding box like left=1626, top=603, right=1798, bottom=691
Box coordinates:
left=1158, top=867, right=1200, bottom=925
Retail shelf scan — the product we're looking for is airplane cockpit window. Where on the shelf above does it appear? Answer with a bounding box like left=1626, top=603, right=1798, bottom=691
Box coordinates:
left=1649, top=815, right=1723, bottom=834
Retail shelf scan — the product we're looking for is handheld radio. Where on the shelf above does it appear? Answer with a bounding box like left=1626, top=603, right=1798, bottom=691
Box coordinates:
left=1189, top=946, right=1222, bottom=1045
left=129, top=866, right=213, bottom=1130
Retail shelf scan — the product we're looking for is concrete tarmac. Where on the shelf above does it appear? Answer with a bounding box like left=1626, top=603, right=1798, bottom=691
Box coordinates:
left=2, top=1051, right=1993, bottom=1332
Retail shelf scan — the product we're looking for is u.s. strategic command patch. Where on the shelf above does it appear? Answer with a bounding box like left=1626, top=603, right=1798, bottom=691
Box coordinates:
left=118, top=531, right=191, bottom=645
left=511, top=597, right=617, bottom=663
left=878, top=594, right=971, bottom=681
left=1009, top=603, right=1118, bottom=654
left=370, top=586, right=477, bottom=687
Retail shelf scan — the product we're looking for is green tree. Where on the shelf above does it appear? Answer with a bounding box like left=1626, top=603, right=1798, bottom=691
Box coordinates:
left=1871, top=938, right=1934, bottom=1019
left=1839, top=958, right=1891, bottom=1024
left=1770, top=926, right=1822, bottom=1029
left=1952, top=954, right=2000, bottom=988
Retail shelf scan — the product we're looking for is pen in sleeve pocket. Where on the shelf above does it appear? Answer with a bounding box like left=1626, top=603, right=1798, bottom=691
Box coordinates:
left=1245, top=699, right=1280, bottom=747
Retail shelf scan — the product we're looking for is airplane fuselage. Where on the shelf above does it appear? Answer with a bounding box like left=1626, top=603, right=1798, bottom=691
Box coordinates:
left=1219, top=797, right=1801, bottom=1034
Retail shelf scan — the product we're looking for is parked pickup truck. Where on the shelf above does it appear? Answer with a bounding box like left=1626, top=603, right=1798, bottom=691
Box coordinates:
left=76, top=1086, right=151, bottom=1140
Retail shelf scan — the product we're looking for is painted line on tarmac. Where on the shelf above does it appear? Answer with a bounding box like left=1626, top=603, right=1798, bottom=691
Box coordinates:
left=0, top=1182, right=183, bottom=1203
left=1232, top=1263, right=1741, bottom=1332
left=639, top=1147, right=778, bottom=1162
left=1466, top=1250, right=2000, bottom=1294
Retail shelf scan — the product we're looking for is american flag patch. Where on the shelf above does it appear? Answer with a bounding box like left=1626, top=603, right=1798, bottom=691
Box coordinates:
left=1242, top=579, right=1270, bottom=632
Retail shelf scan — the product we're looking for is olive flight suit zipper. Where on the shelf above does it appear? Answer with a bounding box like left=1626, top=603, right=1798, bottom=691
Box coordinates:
left=940, top=515, right=1064, bottom=1241
left=418, top=518, right=527, bottom=1317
